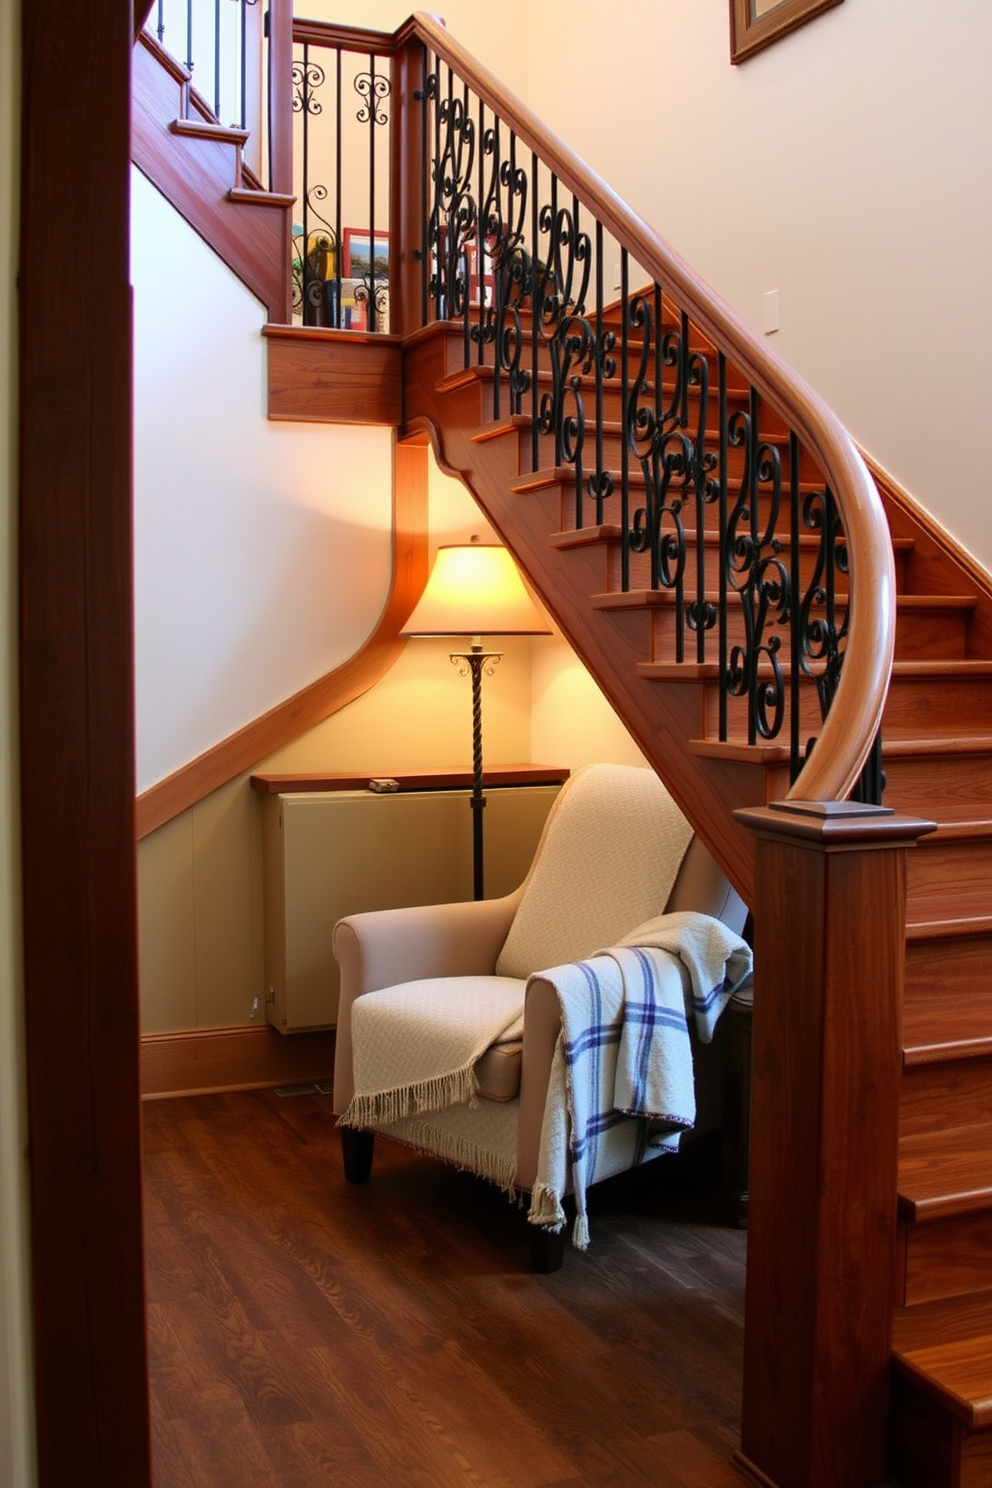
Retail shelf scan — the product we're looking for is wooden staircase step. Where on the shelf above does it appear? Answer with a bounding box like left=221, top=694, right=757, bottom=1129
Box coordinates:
left=169, top=115, right=250, bottom=147
left=904, top=991, right=992, bottom=1067
left=896, top=1332, right=992, bottom=1431
left=890, top=1292, right=992, bottom=1488
left=884, top=660, right=992, bottom=737
left=906, top=815, right=992, bottom=917
left=898, top=1121, right=992, bottom=1222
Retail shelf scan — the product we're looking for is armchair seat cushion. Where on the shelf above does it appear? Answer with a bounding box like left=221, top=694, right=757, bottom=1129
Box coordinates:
left=475, top=1037, right=523, bottom=1102
left=344, top=975, right=526, bottom=1127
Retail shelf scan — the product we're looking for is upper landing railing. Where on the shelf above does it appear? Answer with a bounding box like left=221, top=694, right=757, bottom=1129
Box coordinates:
left=144, top=4, right=896, bottom=804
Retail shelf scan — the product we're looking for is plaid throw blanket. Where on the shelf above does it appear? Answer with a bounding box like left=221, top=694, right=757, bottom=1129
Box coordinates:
left=529, top=911, right=752, bottom=1248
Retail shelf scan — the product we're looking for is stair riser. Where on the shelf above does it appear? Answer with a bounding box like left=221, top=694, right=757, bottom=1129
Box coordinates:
left=901, top=1058, right=992, bottom=1138
left=608, top=532, right=862, bottom=598
left=639, top=603, right=969, bottom=667
left=890, top=1376, right=992, bottom=1488
left=883, top=753, right=992, bottom=813
left=907, top=841, right=992, bottom=915
left=905, top=933, right=992, bottom=1005
left=511, top=423, right=823, bottom=486
left=883, top=675, right=992, bottom=737
left=898, top=1210, right=992, bottom=1306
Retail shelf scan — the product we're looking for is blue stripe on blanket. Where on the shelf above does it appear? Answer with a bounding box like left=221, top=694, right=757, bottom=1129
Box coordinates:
left=562, top=960, right=655, bottom=1175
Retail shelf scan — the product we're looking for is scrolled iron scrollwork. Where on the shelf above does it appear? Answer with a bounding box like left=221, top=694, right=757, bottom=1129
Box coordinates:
left=355, top=70, right=390, bottom=126
left=292, top=58, right=325, bottom=114
left=798, top=484, right=848, bottom=718
left=291, top=186, right=338, bottom=325
left=416, top=52, right=860, bottom=784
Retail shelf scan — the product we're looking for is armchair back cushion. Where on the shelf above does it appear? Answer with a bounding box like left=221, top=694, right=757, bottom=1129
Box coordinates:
left=494, top=763, right=695, bottom=979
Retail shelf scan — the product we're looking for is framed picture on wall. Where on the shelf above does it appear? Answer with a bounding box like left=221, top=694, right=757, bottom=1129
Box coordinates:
left=729, top=0, right=843, bottom=63
left=343, top=229, right=389, bottom=281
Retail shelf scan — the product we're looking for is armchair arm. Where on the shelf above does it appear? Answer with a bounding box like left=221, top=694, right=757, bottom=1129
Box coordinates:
left=515, top=973, right=564, bottom=1193
left=332, top=890, right=523, bottom=1114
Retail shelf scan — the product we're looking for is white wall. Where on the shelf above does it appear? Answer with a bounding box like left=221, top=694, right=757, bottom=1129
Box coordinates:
left=303, top=0, right=531, bottom=103
left=524, top=0, right=992, bottom=573
left=131, top=169, right=395, bottom=791
left=0, top=1, right=35, bottom=1481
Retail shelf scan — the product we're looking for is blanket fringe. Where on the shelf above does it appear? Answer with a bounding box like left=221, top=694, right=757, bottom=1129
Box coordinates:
left=379, top=1117, right=518, bottom=1197
left=528, top=1180, right=565, bottom=1231
left=340, top=1066, right=477, bottom=1129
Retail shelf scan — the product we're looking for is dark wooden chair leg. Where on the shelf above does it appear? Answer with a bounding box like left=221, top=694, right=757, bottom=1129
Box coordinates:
left=340, top=1126, right=375, bottom=1183
left=529, top=1223, right=565, bottom=1274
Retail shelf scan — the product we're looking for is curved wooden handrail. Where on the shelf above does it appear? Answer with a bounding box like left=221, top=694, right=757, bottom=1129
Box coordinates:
left=401, top=10, right=896, bottom=804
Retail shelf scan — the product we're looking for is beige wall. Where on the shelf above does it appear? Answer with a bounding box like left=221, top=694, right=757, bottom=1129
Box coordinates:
left=0, top=1, right=35, bottom=1480
left=524, top=0, right=992, bottom=574
left=138, top=620, right=538, bottom=1032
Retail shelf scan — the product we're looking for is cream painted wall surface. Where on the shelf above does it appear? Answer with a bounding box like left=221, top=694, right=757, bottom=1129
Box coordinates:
left=301, top=0, right=531, bottom=104
left=524, top=0, right=992, bottom=574
left=138, top=632, right=538, bottom=1031
left=131, top=168, right=395, bottom=792
left=0, top=1, right=35, bottom=1482
left=530, top=636, right=649, bottom=773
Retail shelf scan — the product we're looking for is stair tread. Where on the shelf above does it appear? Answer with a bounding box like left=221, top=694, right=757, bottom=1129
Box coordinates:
left=892, top=1301, right=992, bottom=1428
left=892, top=659, right=992, bottom=676
left=514, top=465, right=842, bottom=499
left=588, top=585, right=974, bottom=612
left=907, top=902, right=992, bottom=938
left=899, top=1121, right=992, bottom=1219
left=903, top=992, right=992, bottom=1065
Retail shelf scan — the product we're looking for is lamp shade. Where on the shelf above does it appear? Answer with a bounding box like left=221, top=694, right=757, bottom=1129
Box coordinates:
left=401, top=544, right=552, bottom=638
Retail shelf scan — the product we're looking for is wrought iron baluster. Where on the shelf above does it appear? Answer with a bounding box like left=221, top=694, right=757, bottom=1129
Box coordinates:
left=238, top=0, right=249, bottom=130
left=530, top=152, right=540, bottom=475
left=185, top=0, right=194, bottom=73
left=789, top=431, right=802, bottom=780
left=334, top=47, right=342, bottom=327
left=475, top=96, right=486, bottom=366
left=718, top=352, right=729, bottom=741
left=419, top=47, right=430, bottom=327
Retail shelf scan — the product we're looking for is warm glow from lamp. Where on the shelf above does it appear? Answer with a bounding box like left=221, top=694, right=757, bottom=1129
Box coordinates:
left=400, top=541, right=551, bottom=900
left=400, top=543, right=551, bottom=639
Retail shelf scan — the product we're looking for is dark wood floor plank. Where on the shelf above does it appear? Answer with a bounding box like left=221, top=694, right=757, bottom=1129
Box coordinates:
left=143, top=1090, right=746, bottom=1487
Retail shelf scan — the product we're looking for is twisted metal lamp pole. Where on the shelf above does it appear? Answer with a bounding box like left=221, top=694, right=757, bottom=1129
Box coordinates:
left=400, top=540, right=552, bottom=901
left=450, top=641, right=502, bottom=899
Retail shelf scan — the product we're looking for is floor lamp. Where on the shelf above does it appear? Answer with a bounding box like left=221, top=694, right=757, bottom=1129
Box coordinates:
left=401, top=541, right=551, bottom=899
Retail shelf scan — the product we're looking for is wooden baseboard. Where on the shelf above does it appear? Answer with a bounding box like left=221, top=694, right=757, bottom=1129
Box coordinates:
left=141, top=1023, right=336, bottom=1100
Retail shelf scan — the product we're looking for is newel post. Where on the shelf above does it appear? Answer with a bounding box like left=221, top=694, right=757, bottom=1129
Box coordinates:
left=733, top=800, right=935, bottom=1488
left=390, top=27, right=428, bottom=339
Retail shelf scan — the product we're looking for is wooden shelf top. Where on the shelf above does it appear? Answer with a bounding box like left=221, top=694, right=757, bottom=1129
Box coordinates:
left=249, top=764, right=570, bottom=795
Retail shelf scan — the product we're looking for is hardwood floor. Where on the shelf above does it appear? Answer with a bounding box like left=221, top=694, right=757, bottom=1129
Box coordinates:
left=142, top=1089, right=747, bottom=1487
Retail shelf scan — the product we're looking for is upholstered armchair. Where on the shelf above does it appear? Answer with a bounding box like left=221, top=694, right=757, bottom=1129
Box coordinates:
left=332, top=763, right=749, bottom=1269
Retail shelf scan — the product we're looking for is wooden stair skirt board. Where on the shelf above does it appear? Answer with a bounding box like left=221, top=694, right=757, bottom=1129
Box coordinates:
left=141, top=1023, right=335, bottom=1099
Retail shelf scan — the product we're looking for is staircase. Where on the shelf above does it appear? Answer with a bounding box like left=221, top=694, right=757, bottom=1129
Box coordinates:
left=133, top=10, right=992, bottom=1486
left=131, top=27, right=294, bottom=322
left=402, top=315, right=992, bottom=1488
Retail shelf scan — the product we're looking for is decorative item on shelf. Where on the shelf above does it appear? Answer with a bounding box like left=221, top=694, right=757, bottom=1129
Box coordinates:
left=400, top=539, right=552, bottom=899
left=343, top=227, right=389, bottom=332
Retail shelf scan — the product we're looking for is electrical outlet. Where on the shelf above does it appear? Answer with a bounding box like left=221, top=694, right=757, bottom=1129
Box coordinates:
left=613, top=259, right=622, bottom=290
left=763, top=289, right=780, bottom=335
left=250, top=995, right=260, bottom=1021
